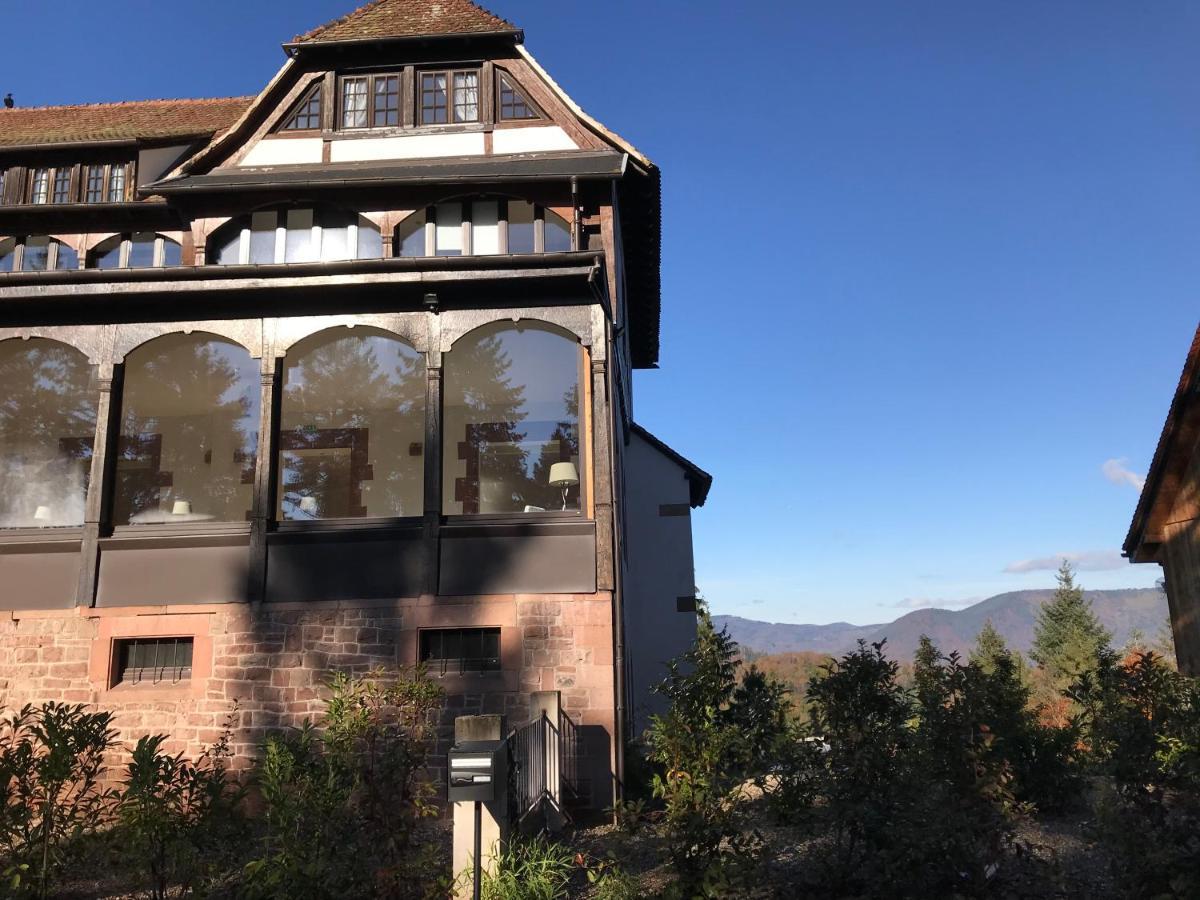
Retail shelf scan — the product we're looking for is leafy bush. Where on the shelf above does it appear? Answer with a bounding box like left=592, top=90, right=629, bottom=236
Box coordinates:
left=584, top=855, right=639, bottom=900
left=787, top=639, right=1039, bottom=897
left=480, top=834, right=574, bottom=900
left=116, top=716, right=245, bottom=900
left=1071, top=650, right=1200, bottom=896
left=0, top=702, right=119, bottom=898
left=243, top=666, right=446, bottom=900
left=645, top=604, right=782, bottom=897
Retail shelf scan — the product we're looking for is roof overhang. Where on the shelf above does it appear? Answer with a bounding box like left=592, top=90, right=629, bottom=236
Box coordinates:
left=145, top=150, right=627, bottom=195
left=630, top=423, right=712, bottom=508
left=283, top=29, right=523, bottom=55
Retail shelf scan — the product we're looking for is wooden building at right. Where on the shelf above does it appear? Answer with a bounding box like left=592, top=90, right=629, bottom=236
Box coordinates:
left=1125, top=323, right=1200, bottom=673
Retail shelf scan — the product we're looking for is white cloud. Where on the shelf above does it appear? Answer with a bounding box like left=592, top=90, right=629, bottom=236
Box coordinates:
left=889, top=596, right=983, bottom=610
left=1103, top=458, right=1145, bottom=492
left=1004, top=549, right=1125, bottom=574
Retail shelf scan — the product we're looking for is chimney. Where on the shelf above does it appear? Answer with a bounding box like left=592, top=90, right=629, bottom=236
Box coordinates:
left=3, top=94, right=13, bottom=109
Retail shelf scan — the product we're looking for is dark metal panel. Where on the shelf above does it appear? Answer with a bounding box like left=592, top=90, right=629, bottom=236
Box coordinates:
left=0, top=545, right=82, bottom=610
left=266, top=529, right=423, bottom=602
left=438, top=526, right=597, bottom=596
left=96, top=540, right=251, bottom=606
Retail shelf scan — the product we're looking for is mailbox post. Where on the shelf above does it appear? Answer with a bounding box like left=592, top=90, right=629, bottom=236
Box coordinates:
left=449, top=737, right=507, bottom=900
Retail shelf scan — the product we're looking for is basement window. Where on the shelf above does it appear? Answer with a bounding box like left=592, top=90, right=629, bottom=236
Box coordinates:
left=420, top=628, right=501, bottom=675
left=113, top=637, right=194, bottom=686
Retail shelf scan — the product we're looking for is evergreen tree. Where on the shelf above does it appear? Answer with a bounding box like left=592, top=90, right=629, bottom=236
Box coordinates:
left=969, top=619, right=1026, bottom=678
left=1029, top=560, right=1112, bottom=686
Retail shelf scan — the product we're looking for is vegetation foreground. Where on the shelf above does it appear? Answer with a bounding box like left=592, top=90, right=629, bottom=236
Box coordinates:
left=4, top=562, right=1200, bottom=898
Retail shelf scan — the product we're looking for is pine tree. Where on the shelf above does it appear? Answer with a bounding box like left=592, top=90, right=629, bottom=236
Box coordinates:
left=1029, top=560, right=1112, bottom=686
left=970, top=619, right=1008, bottom=674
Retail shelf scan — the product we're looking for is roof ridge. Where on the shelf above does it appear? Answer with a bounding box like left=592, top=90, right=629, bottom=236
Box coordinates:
left=292, top=0, right=517, bottom=44
left=0, top=96, right=254, bottom=114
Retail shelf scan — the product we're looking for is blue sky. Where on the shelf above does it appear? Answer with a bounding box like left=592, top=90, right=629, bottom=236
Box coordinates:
left=6, top=1, right=1197, bottom=624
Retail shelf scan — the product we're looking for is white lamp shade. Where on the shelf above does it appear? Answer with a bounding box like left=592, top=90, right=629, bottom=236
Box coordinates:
left=33, top=505, right=52, bottom=521
left=548, top=461, right=579, bottom=487
left=171, top=500, right=192, bottom=516
left=298, top=497, right=319, bottom=513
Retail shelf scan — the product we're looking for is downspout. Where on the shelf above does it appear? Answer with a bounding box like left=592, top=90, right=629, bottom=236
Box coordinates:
left=570, top=176, right=581, bottom=251
left=609, top=329, right=628, bottom=805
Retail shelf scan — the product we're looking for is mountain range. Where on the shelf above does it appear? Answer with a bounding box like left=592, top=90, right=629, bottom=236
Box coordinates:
left=714, top=588, right=1169, bottom=662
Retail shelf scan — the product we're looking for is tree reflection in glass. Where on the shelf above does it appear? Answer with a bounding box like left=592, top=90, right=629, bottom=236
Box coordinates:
left=115, top=334, right=259, bottom=525
left=443, top=323, right=582, bottom=515
left=277, top=328, right=425, bottom=520
left=0, top=339, right=97, bottom=527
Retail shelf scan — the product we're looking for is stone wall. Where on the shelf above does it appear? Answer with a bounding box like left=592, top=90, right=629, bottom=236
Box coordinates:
left=0, top=592, right=616, bottom=806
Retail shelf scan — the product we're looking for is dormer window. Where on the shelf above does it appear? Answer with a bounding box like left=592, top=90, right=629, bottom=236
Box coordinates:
left=280, top=83, right=322, bottom=132
left=497, top=74, right=540, bottom=122
left=419, top=69, right=479, bottom=125
left=30, top=169, right=50, bottom=205
left=84, top=163, right=130, bottom=203
left=338, top=73, right=402, bottom=130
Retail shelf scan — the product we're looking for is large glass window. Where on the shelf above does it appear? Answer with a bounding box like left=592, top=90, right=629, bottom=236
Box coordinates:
left=443, top=323, right=583, bottom=515
left=277, top=328, right=425, bottom=520
left=209, top=209, right=381, bottom=266
left=87, top=233, right=181, bottom=269
left=0, top=236, right=78, bottom=272
left=395, top=200, right=572, bottom=259
left=0, top=339, right=97, bottom=527
left=114, top=334, right=259, bottom=526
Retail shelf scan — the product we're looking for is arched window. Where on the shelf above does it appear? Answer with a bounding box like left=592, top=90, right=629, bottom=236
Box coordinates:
left=394, top=199, right=572, bottom=258
left=277, top=328, right=425, bottom=520
left=114, top=333, right=260, bottom=526
left=0, top=236, right=78, bottom=272
left=87, top=233, right=182, bottom=269
left=0, top=338, right=97, bottom=527
left=443, top=322, right=584, bottom=515
left=209, top=209, right=382, bottom=265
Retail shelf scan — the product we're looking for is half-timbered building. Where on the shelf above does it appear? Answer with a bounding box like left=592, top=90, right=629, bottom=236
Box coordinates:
left=0, top=0, right=709, bottom=809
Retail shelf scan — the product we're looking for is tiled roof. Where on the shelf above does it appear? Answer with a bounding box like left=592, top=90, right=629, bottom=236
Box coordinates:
left=0, top=97, right=254, bottom=149
left=292, top=0, right=518, bottom=44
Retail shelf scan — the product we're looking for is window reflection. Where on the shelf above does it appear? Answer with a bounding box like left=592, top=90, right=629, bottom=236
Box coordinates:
left=0, top=339, right=97, bottom=527
left=114, top=334, right=259, bottom=525
left=210, top=208, right=382, bottom=265
left=443, top=323, right=583, bottom=515
left=277, top=329, right=425, bottom=520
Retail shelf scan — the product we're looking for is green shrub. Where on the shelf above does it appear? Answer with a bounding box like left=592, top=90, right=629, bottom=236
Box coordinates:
left=243, top=666, right=446, bottom=900
left=116, top=717, right=245, bottom=900
left=0, top=702, right=119, bottom=899
left=1072, top=651, right=1200, bottom=896
left=585, top=855, right=639, bottom=900
left=480, top=834, right=573, bottom=900
left=645, top=604, right=780, bottom=897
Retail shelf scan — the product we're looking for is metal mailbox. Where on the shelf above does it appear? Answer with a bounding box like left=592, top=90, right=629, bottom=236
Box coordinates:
left=447, top=739, right=507, bottom=804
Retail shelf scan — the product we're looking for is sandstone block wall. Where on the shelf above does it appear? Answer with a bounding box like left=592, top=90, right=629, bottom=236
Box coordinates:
left=0, top=593, right=616, bottom=807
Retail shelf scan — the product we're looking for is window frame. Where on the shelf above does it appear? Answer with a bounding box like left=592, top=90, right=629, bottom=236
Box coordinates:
left=111, top=636, right=194, bottom=687
left=440, top=321, right=590, bottom=520
left=0, top=235, right=78, bottom=272
left=418, top=627, right=502, bottom=676
left=338, top=72, right=406, bottom=131
left=496, top=72, right=542, bottom=122
left=277, top=82, right=324, bottom=133
left=87, top=233, right=181, bottom=269
left=417, top=67, right=480, bottom=126
left=81, top=162, right=131, bottom=203
left=394, top=198, right=574, bottom=258
left=209, top=208, right=380, bottom=265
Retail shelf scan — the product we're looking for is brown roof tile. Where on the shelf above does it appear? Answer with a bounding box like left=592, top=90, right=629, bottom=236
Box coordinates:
left=0, top=97, right=254, bottom=149
left=292, top=0, right=517, bottom=44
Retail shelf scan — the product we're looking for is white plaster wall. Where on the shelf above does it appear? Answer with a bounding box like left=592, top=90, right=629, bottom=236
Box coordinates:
left=237, top=139, right=324, bottom=167
left=329, top=132, right=485, bottom=163
left=623, top=431, right=700, bottom=736
left=492, top=126, right=577, bottom=155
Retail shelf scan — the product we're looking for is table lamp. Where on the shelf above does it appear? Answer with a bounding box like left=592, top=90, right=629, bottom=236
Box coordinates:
left=548, top=462, right=579, bottom=511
